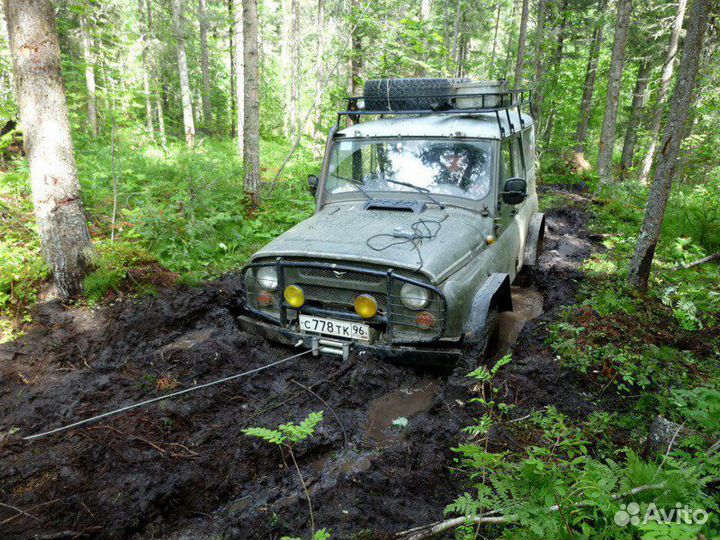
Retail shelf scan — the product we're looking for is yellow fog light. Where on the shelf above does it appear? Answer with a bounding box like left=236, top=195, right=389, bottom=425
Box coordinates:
left=354, top=294, right=378, bottom=319
left=284, top=285, right=305, bottom=308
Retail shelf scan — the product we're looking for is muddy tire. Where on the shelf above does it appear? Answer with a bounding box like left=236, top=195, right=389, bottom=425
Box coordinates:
left=459, top=307, right=500, bottom=373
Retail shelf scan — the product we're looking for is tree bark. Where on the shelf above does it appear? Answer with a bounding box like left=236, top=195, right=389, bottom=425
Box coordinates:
left=597, top=0, right=633, bottom=184
left=421, top=0, right=432, bottom=20
left=572, top=0, right=607, bottom=161
left=619, top=56, right=652, bottom=177
left=490, top=1, right=501, bottom=76
left=513, top=0, right=529, bottom=87
left=234, top=0, right=244, bottom=155
left=530, top=0, right=547, bottom=115
left=137, top=0, right=154, bottom=134
left=638, top=0, right=688, bottom=184
left=144, top=0, right=167, bottom=149
left=170, top=0, right=196, bottom=147
left=3, top=0, right=94, bottom=299
left=349, top=0, right=362, bottom=97
left=451, top=0, right=462, bottom=68
left=198, top=0, right=212, bottom=127
left=79, top=15, right=98, bottom=137
left=228, top=0, right=236, bottom=137
left=312, top=0, right=326, bottom=139
left=289, top=0, right=300, bottom=137
left=243, top=0, right=260, bottom=208
left=538, top=0, right=568, bottom=142
left=627, top=0, right=709, bottom=291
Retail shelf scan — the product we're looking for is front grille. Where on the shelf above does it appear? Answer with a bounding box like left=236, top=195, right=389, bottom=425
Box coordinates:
left=302, top=283, right=388, bottom=312
left=298, top=267, right=384, bottom=285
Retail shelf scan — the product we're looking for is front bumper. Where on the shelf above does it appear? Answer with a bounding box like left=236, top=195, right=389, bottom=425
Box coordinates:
left=237, top=314, right=462, bottom=365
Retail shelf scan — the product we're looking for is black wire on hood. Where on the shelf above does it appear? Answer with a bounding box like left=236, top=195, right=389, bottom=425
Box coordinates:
left=365, top=214, right=448, bottom=272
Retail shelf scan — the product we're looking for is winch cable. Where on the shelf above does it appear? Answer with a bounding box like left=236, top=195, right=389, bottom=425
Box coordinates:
left=22, top=349, right=314, bottom=442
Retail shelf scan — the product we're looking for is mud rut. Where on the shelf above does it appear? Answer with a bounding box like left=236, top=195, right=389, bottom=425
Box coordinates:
left=0, top=189, right=599, bottom=540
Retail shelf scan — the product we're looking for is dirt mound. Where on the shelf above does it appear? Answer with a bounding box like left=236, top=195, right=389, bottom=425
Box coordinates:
left=0, top=191, right=599, bottom=539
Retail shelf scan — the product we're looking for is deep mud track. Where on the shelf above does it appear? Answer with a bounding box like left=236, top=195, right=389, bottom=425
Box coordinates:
left=0, top=189, right=599, bottom=539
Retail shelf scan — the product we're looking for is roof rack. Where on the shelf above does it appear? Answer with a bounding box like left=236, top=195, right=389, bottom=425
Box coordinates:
left=336, top=89, right=531, bottom=139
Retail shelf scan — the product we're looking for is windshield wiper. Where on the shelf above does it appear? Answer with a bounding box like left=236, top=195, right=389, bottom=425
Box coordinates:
left=383, top=178, right=445, bottom=209
left=333, top=175, right=372, bottom=200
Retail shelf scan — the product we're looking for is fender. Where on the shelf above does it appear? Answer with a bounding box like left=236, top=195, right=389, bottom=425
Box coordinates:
left=523, top=212, right=546, bottom=266
left=463, top=273, right=512, bottom=343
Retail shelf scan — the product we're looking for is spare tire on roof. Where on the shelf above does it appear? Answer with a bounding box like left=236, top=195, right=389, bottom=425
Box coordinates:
left=363, top=78, right=469, bottom=112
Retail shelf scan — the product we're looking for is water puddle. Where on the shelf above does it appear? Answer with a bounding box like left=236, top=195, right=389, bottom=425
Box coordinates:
left=498, top=286, right=544, bottom=354
left=364, top=380, right=439, bottom=446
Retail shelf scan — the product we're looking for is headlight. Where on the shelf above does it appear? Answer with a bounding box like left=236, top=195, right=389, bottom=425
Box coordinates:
left=255, top=267, right=278, bottom=291
left=400, top=283, right=429, bottom=309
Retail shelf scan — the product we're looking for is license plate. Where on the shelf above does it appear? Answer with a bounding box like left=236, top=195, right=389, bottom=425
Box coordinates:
left=298, top=315, right=370, bottom=341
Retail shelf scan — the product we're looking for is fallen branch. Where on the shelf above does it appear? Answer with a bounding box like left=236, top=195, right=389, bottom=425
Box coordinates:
left=394, top=482, right=667, bottom=540
left=673, top=251, right=720, bottom=270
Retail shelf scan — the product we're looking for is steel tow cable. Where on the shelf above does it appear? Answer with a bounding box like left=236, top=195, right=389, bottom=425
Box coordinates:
left=22, top=349, right=314, bottom=441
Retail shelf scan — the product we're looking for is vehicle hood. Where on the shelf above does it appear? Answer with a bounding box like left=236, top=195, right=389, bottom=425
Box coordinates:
left=253, top=203, right=492, bottom=283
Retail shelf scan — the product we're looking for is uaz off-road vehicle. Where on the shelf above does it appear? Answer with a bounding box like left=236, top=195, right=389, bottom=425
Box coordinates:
left=238, top=78, right=545, bottom=365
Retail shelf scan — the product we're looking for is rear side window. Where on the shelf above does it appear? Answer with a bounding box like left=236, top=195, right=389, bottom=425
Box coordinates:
left=511, top=137, right=524, bottom=178
left=500, top=141, right=512, bottom=180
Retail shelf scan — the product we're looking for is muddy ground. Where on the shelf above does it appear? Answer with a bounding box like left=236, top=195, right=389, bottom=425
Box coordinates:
left=0, top=189, right=599, bottom=540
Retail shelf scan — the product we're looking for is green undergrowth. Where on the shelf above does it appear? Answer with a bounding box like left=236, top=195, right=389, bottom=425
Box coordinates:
left=441, top=177, right=720, bottom=539
left=0, top=127, right=318, bottom=338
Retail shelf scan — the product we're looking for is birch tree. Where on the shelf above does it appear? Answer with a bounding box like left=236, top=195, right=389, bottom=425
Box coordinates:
left=638, top=0, right=688, bottom=184
left=144, top=0, right=167, bottom=148
left=3, top=0, right=95, bottom=299
left=627, top=0, right=710, bottom=290
left=243, top=0, right=260, bottom=208
left=170, top=0, right=196, bottom=147
left=597, top=0, right=632, bottom=184
left=312, top=0, right=326, bottom=139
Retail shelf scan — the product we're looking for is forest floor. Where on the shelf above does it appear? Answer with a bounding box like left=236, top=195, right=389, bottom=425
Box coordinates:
left=0, top=187, right=716, bottom=539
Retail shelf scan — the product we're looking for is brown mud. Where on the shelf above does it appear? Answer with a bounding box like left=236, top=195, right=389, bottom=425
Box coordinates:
left=0, top=189, right=599, bottom=539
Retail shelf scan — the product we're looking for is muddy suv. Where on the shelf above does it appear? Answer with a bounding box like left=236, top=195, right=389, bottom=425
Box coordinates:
left=238, top=78, right=544, bottom=365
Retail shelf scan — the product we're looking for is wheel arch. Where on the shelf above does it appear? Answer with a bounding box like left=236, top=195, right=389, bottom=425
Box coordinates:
left=462, top=272, right=512, bottom=343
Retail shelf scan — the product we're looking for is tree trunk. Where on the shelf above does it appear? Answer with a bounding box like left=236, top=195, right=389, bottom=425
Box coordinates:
left=234, top=0, right=244, bottom=155
left=538, top=0, right=568, bottom=141
left=596, top=0, right=633, bottom=184
left=638, top=0, right=688, bottom=184
left=350, top=0, right=362, bottom=97
left=627, top=0, right=709, bottom=291
left=3, top=0, right=94, bottom=299
left=530, top=0, right=547, bottom=116
left=312, top=0, right=326, bottom=139
left=170, top=0, right=196, bottom=147
left=144, top=0, right=167, bottom=149
left=289, top=0, right=300, bottom=137
left=228, top=0, right=237, bottom=137
left=451, top=0, right=462, bottom=68
left=490, top=1, right=501, bottom=76
left=79, top=15, right=98, bottom=137
left=137, top=0, right=154, bottom=134
left=619, top=57, right=652, bottom=177
left=198, top=0, right=212, bottom=127
left=572, top=0, right=607, bottom=162
left=421, top=0, right=432, bottom=20
left=513, top=0, right=529, bottom=87
left=243, top=0, right=260, bottom=208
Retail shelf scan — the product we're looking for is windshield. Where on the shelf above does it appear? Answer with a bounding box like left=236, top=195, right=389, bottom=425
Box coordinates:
left=326, top=139, right=494, bottom=201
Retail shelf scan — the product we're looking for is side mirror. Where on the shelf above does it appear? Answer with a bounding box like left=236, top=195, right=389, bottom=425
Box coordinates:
left=502, top=178, right=527, bottom=205
left=307, top=174, right=319, bottom=196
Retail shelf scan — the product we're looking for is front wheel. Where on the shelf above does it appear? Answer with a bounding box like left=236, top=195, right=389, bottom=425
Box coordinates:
left=459, top=306, right=500, bottom=372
